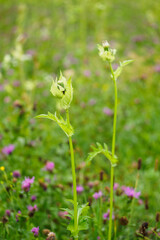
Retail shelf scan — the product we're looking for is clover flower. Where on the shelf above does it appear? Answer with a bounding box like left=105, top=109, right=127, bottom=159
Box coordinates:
left=113, top=183, right=119, bottom=190
left=31, top=226, right=39, bottom=237
left=2, top=144, right=15, bottom=155
left=5, top=210, right=11, bottom=217
left=103, top=107, right=113, bottom=116
left=27, top=205, right=38, bottom=212
left=122, top=186, right=141, bottom=199
left=93, top=191, right=102, bottom=200
left=45, top=162, right=55, bottom=172
left=31, top=195, right=37, bottom=202
left=13, top=170, right=21, bottom=178
left=58, top=211, right=68, bottom=219
left=76, top=185, right=84, bottom=194
left=16, top=210, right=21, bottom=222
left=22, top=177, right=35, bottom=192
left=103, top=209, right=115, bottom=220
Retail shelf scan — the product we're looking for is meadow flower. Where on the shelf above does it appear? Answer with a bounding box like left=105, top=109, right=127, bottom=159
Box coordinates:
left=16, top=211, right=21, bottom=222
left=103, top=209, right=115, bottom=220
left=83, top=69, right=91, bottom=78
left=0, top=84, right=4, bottom=91
left=31, top=195, right=37, bottom=202
left=103, top=107, right=113, bottom=116
left=31, top=226, right=39, bottom=237
left=113, top=183, right=119, bottom=190
left=0, top=166, right=5, bottom=171
left=45, top=162, right=55, bottom=172
left=88, top=98, right=96, bottom=106
left=2, top=144, right=15, bottom=155
left=13, top=170, right=21, bottom=178
left=46, top=232, right=56, bottom=240
left=58, top=211, right=68, bottom=219
left=22, top=177, right=35, bottom=192
left=122, top=186, right=141, bottom=199
left=93, top=191, right=102, bottom=200
left=76, top=185, right=84, bottom=194
left=5, top=209, right=11, bottom=217
left=27, top=205, right=38, bottom=212
left=98, top=41, right=116, bottom=62
left=154, top=64, right=160, bottom=73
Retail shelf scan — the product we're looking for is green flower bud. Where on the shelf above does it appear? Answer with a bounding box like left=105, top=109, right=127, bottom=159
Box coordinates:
left=98, top=41, right=116, bottom=62
left=50, top=72, right=73, bottom=109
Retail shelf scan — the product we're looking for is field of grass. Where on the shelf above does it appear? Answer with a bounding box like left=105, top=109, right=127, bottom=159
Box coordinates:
left=0, top=0, right=160, bottom=239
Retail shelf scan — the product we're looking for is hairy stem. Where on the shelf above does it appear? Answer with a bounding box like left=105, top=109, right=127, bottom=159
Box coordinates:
left=108, top=62, right=118, bottom=240
left=66, top=109, right=78, bottom=239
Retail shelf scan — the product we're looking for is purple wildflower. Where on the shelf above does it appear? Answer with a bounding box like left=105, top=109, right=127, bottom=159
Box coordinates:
left=83, top=69, right=91, bottom=78
left=13, top=170, right=21, bottom=178
left=93, top=191, right=102, bottom=200
left=13, top=81, right=20, bottom=87
left=31, top=226, right=39, bottom=237
left=16, top=211, right=21, bottom=222
left=76, top=185, right=84, bottom=194
left=122, top=186, right=141, bottom=199
left=113, top=183, right=119, bottom=190
left=103, top=209, right=115, bottom=220
left=27, top=205, right=38, bottom=212
left=154, top=64, right=160, bottom=73
left=45, top=162, right=55, bottom=172
left=103, top=107, right=113, bottom=116
left=2, top=144, right=15, bottom=155
left=31, top=195, right=37, bottom=202
left=22, top=177, right=35, bottom=192
left=97, top=237, right=101, bottom=240
left=0, top=84, right=4, bottom=91
left=58, top=211, right=68, bottom=219
left=5, top=210, right=11, bottom=217
left=88, top=98, right=96, bottom=106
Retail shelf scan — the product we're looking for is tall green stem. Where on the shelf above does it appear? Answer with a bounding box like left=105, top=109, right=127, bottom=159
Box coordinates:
left=108, top=62, right=118, bottom=240
left=66, top=109, right=78, bottom=239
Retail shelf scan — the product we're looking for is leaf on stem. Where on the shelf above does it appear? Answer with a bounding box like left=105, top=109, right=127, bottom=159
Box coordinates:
left=114, top=60, right=133, bottom=80
left=86, top=142, right=118, bottom=167
left=35, top=112, right=74, bottom=137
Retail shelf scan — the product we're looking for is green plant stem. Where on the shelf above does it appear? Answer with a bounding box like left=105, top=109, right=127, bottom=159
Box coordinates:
left=66, top=109, right=78, bottom=239
left=108, top=62, right=118, bottom=240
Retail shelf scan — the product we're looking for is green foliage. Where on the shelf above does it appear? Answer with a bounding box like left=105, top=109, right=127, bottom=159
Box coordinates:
left=61, top=202, right=90, bottom=238
left=114, top=60, right=134, bottom=80
left=86, top=142, right=118, bottom=167
left=35, top=112, right=74, bottom=137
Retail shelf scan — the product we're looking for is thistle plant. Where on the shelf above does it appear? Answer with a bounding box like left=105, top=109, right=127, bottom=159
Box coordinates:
left=87, top=41, right=133, bottom=239
left=36, top=73, right=89, bottom=239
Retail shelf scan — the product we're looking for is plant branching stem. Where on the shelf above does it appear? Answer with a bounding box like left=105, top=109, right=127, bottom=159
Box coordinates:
left=108, top=62, right=118, bottom=240
left=66, top=109, right=78, bottom=239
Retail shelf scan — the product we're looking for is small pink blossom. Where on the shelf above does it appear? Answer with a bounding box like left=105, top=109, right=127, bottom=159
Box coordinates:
left=76, top=185, right=84, bottom=194
left=103, top=209, right=115, bottom=220
left=45, top=162, right=55, bottom=172
left=103, top=107, right=113, bottom=116
left=2, top=144, right=15, bottom=155
left=93, top=191, right=102, bottom=200
left=31, top=226, right=39, bottom=237
left=27, top=205, right=38, bottom=212
left=113, top=183, right=119, bottom=190
left=22, top=177, right=35, bottom=192
left=122, top=186, right=141, bottom=199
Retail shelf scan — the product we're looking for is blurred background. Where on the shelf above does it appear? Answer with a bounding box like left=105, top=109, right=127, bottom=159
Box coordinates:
left=0, top=0, right=160, bottom=235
